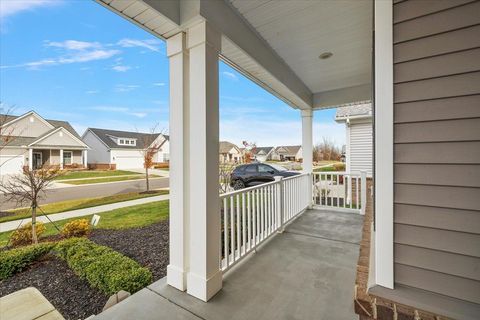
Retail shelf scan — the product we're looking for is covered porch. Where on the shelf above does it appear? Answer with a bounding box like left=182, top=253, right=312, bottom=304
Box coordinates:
left=93, top=208, right=364, bottom=320
left=28, top=148, right=87, bottom=170
left=93, top=0, right=373, bottom=315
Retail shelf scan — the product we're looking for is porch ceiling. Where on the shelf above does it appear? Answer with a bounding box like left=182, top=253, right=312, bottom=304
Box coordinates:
left=96, top=0, right=372, bottom=110
left=227, top=0, right=373, bottom=95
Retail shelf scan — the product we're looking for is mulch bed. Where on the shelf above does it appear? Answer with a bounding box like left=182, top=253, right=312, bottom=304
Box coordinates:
left=0, top=220, right=170, bottom=319
left=90, top=219, right=170, bottom=281
left=0, top=256, right=108, bottom=320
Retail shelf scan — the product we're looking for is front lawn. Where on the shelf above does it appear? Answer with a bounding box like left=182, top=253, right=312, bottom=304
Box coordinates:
left=1, top=190, right=169, bottom=223
left=60, top=174, right=161, bottom=185
left=0, top=200, right=169, bottom=246
left=54, top=170, right=141, bottom=180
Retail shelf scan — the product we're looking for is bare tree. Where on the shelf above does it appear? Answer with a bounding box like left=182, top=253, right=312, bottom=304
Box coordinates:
left=219, top=163, right=235, bottom=194
left=0, top=167, right=61, bottom=244
left=139, top=125, right=163, bottom=192
left=313, top=137, right=341, bottom=161
left=0, top=104, right=17, bottom=154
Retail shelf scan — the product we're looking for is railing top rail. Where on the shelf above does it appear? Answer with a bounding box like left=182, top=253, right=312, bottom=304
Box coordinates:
left=281, top=172, right=309, bottom=181
left=220, top=179, right=281, bottom=198
left=313, top=171, right=361, bottom=176
left=219, top=172, right=309, bottom=198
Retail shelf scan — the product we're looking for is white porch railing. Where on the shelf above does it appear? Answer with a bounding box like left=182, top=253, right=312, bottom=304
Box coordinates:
left=312, top=171, right=367, bottom=215
left=219, top=173, right=311, bottom=272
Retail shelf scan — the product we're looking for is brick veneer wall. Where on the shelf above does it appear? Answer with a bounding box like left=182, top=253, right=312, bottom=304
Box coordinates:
left=354, top=179, right=453, bottom=320
left=87, top=163, right=116, bottom=170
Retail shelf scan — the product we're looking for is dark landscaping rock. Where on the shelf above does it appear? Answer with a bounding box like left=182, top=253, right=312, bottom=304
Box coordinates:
left=90, top=220, right=169, bottom=281
left=0, top=256, right=108, bottom=320
left=0, top=220, right=170, bottom=319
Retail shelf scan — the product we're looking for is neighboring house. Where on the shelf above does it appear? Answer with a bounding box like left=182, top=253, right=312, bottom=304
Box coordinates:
left=274, top=145, right=302, bottom=161
left=252, top=146, right=275, bottom=162
left=335, top=101, right=372, bottom=176
left=219, top=141, right=242, bottom=163
left=82, top=128, right=169, bottom=170
left=0, top=111, right=89, bottom=175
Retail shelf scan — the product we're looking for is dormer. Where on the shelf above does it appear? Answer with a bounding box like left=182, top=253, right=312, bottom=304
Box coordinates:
left=106, top=134, right=137, bottom=146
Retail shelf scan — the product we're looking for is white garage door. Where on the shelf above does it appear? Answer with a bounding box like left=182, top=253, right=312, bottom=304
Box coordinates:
left=114, top=156, right=144, bottom=169
left=0, top=155, right=24, bottom=175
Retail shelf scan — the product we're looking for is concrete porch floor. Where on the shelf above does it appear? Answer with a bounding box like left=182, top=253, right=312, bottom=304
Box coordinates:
left=93, top=209, right=364, bottom=320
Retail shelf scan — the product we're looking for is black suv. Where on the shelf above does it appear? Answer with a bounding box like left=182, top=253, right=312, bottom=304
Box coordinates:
left=230, top=163, right=300, bottom=190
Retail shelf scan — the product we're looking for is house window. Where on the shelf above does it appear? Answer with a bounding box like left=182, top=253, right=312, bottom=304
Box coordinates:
left=117, top=138, right=136, bottom=146
left=63, top=151, right=72, bottom=165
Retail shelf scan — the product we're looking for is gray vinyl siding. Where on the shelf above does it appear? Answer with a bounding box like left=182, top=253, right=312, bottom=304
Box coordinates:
left=392, top=0, right=480, bottom=306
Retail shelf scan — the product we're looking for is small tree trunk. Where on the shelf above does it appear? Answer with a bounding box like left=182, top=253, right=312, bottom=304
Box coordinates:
left=145, top=167, right=150, bottom=191
left=32, top=205, right=38, bottom=244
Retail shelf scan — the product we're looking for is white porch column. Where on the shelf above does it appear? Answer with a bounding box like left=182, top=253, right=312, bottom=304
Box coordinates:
left=186, top=21, right=222, bottom=301
left=59, top=149, right=64, bottom=170
left=83, top=150, right=88, bottom=168
left=166, top=32, right=190, bottom=292
left=302, top=109, right=313, bottom=206
left=28, top=148, right=33, bottom=170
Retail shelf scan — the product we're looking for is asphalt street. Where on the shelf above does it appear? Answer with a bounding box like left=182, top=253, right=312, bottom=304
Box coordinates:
left=0, top=177, right=169, bottom=211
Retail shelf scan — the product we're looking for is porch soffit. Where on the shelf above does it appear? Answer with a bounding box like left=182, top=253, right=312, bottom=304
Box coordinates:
left=96, top=0, right=372, bottom=110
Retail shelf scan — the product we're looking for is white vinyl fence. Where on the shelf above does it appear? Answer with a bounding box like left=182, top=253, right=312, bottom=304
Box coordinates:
left=219, top=173, right=310, bottom=272
left=312, top=171, right=367, bottom=214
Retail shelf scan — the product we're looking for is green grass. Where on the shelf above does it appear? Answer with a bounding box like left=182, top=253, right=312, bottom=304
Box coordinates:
left=0, top=190, right=169, bottom=223
left=314, top=166, right=336, bottom=172
left=55, top=170, right=141, bottom=180
left=61, top=174, right=160, bottom=185
left=0, top=200, right=170, bottom=247
left=315, top=160, right=340, bottom=166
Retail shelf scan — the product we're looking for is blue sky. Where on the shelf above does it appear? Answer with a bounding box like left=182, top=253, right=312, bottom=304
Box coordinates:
left=0, top=0, right=345, bottom=147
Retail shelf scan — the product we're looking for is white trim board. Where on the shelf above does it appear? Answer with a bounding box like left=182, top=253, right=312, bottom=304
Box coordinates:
left=0, top=110, right=54, bottom=130
left=29, top=127, right=89, bottom=148
left=374, top=0, right=394, bottom=289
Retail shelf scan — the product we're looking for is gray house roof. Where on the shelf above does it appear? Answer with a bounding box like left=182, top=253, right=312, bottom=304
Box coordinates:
left=219, top=141, right=240, bottom=154
left=87, top=128, right=164, bottom=150
left=335, top=100, right=372, bottom=121
left=1, top=112, right=83, bottom=147
left=275, top=145, right=301, bottom=156
left=254, top=147, right=274, bottom=155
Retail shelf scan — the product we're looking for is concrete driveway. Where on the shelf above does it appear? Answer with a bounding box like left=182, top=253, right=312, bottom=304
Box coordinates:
left=0, top=177, right=169, bottom=211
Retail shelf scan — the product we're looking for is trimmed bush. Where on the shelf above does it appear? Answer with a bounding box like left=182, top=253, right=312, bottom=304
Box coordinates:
left=0, top=242, right=54, bottom=280
left=61, top=219, right=91, bottom=238
left=10, top=222, right=47, bottom=246
left=55, top=238, right=152, bottom=295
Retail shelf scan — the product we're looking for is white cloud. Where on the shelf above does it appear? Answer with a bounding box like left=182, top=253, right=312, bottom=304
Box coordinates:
left=88, top=106, right=147, bottom=118
left=153, top=82, right=165, bottom=86
left=0, top=0, right=62, bottom=19
left=114, top=84, right=139, bottom=92
left=112, top=65, right=131, bottom=72
left=45, top=40, right=101, bottom=50
left=1, top=40, right=120, bottom=70
left=85, top=90, right=99, bottom=94
left=222, top=71, right=238, bottom=81
left=129, top=112, right=147, bottom=118
left=117, top=39, right=161, bottom=52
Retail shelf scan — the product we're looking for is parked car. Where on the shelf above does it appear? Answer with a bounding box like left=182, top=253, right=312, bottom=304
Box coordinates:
left=230, top=163, right=300, bottom=190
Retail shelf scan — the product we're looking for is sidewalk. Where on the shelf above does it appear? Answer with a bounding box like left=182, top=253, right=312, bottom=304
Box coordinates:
left=0, top=194, right=170, bottom=233
left=129, top=168, right=170, bottom=177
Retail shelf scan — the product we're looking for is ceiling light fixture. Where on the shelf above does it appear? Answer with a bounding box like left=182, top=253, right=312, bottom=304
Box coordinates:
left=319, top=52, right=333, bottom=60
